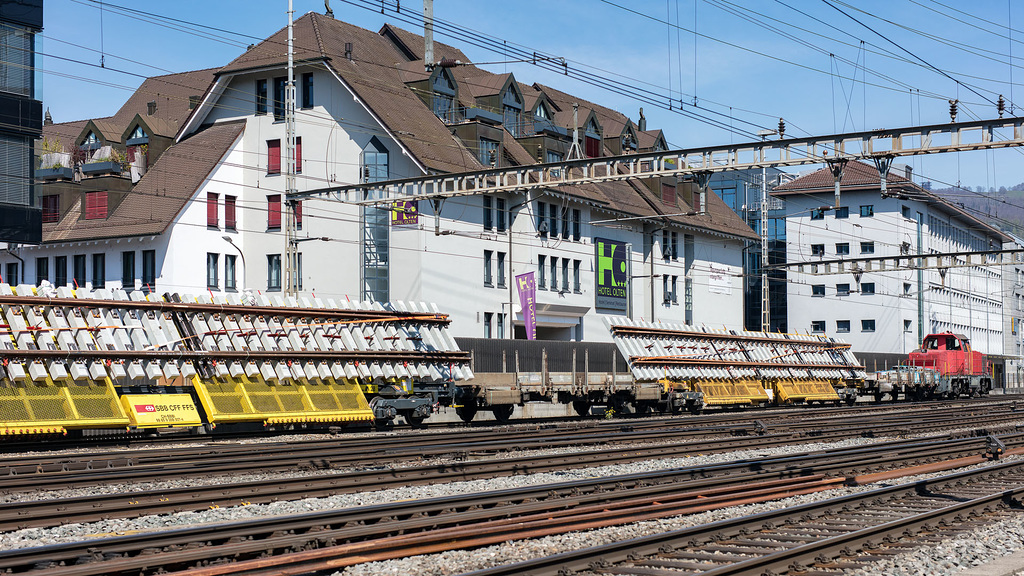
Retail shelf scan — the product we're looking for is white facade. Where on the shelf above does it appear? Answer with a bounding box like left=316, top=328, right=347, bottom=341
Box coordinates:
left=785, top=185, right=1004, bottom=357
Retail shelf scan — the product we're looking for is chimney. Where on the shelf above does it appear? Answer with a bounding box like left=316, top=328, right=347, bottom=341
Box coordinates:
left=147, top=101, right=157, bottom=115
left=344, top=42, right=352, bottom=61
left=423, top=0, right=434, bottom=70
left=637, top=107, right=646, bottom=131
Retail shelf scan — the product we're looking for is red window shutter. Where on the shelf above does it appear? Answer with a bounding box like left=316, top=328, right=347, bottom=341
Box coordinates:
left=207, top=192, right=219, bottom=227
left=267, top=139, right=281, bottom=174
left=585, top=137, right=601, bottom=158
left=84, top=191, right=108, bottom=220
left=268, top=194, right=281, bottom=229
left=295, top=200, right=302, bottom=229
left=295, top=137, right=302, bottom=174
left=224, top=195, right=236, bottom=230
left=42, top=195, right=60, bottom=223
left=661, top=183, right=676, bottom=206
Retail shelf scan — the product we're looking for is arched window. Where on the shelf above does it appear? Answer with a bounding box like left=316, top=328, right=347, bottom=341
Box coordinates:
left=361, top=137, right=388, bottom=183
left=129, top=125, right=147, bottom=140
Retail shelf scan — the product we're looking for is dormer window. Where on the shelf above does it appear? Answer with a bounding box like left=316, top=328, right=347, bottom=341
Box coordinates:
left=502, top=84, right=523, bottom=137
left=535, top=102, right=549, bottom=119
left=82, top=131, right=99, bottom=150
left=584, top=118, right=601, bottom=157
left=127, top=125, right=149, bottom=146
left=431, top=68, right=456, bottom=123
left=653, top=138, right=666, bottom=152
left=621, top=132, right=636, bottom=152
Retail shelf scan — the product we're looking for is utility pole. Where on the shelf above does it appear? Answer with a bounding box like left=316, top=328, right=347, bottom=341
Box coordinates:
left=756, top=129, right=777, bottom=332
left=284, top=0, right=299, bottom=296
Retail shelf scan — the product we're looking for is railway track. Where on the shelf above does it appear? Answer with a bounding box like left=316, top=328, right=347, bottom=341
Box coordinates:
left=462, top=459, right=1024, bottom=576
left=2, top=433, right=1019, bottom=576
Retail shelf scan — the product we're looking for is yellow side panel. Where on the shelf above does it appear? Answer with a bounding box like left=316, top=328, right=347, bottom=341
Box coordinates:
left=121, top=393, right=203, bottom=428
left=0, top=377, right=130, bottom=435
left=193, top=375, right=373, bottom=425
left=771, top=378, right=839, bottom=403
left=695, top=379, right=771, bottom=406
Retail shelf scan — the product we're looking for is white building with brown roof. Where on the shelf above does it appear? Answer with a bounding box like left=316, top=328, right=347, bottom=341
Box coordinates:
left=3, top=12, right=758, bottom=342
left=775, top=161, right=1009, bottom=369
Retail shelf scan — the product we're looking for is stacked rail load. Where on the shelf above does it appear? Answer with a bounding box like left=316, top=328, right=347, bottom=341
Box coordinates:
left=607, top=318, right=866, bottom=413
left=0, top=283, right=471, bottom=436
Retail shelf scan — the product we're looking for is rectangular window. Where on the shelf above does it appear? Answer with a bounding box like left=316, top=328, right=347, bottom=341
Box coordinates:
left=573, top=259, right=581, bottom=293
left=496, top=198, right=506, bottom=232
left=225, top=254, right=237, bottom=291
left=479, top=137, right=499, bottom=167
left=121, top=251, right=135, bottom=291
left=663, top=275, right=670, bottom=303
left=548, top=205, right=558, bottom=238
left=483, top=312, right=493, bottom=338
left=295, top=200, right=302, bottom=230
left=273, top=76, right=286, bottom=120
left=661, top=182, right=676, bottom=205
left=860, top=205, right=874, bottom=217
left=267, top=254, right=282, bottom=291
left=35, top=257, right=47, bottom=286
left=255, top=79, right=268, bottom=114
left=224, top=195, right=237, bottom=231
left=206, top=253, right=219, bottom=289
left=561, top=258, right=569, bottom=291
left=42, top=195, right=59, bottom=223
left=4, top=262, right=17, bottom=286
left=836, top=320, right=851, bottom=332
left=902, top=205, right=910, bottom=218
left=811, top=320, right=826, bottom=333
left=84, top=191, right=108, bottom=219
left=483, top=250, right=493, bottom=286
left=837, top=283, right=850, bottom=296
left=861, top=282, right=875, bottom=295
left=141, top=250, right=156, bottom=291
left=560, top=207, right=570, bottom=240
left=662, top=230, right=671, bottom=261
left=267, top=195, right=281, bottom=230
left=812, top=284, right=825, bottom=297
left=811, top=244, right=825, bottom=256
left=836, top=243, right=850, bottom=255
left=207, top=192, right=219, bottom=228
left=862, top=319, right=876, bottom=332
left=267, top=139, right=281, bottom=174
left=497, top=252, right=506, bottom=288
left=55, top=255, right=67, bottom=287
left=91, top=253, right=105, bottom=288
left=811, top=208, right=825, bottom=220
left=860, top=241, right=874, bottom=254
left=550, top=256, right=558, bottom=291
left=483, top=195, right=493, bottom=230
left=72, top=253, right=85, bottom=286
left=294, top=252, right=303, bottom=292
left=572, top=209, right=581, bottom=241
left=301, top=72, right=314, bottom=108
left=835, top=206, right=849, bottom=219
left=671, top=232, right=679, bottom=260
left=295, top=136, right=302, bottom=174
left=536, top=202, right=547, bottom=237
left=671, top=275, right=678, bottom=303
left=496, top=313, right=505, bottom=339
left=538, top=255, right=546, bottom=289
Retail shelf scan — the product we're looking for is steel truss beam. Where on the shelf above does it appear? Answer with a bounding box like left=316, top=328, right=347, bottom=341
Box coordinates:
left=290, top=117, right=1024, bottom=206
left=774, top=248, right=1023, bottom=275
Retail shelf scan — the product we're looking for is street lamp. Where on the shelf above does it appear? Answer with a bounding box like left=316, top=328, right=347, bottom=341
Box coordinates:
left=222, top=236, right=245, bottom=290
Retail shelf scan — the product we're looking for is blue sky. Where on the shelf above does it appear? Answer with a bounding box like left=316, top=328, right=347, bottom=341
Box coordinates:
left=38, top=0, right=1024, bottom=191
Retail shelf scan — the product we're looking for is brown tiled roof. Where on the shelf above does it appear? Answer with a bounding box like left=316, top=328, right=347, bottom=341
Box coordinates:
left=462, top=73, right=509, bottom=99
left=43, top=121, right=245, bottom=243
left=110, top=68, right=217, bottom=138
left=40, top=119, right=90, bottom=150
left=219, top=13, right=482, bottom=174
left=378, top=23, right=472, bottom=63
left=772, top=160, right=1009, bottom=242
left=637, top=129, right=664, bottom=149
left=773, top=159, right=912, bottom=194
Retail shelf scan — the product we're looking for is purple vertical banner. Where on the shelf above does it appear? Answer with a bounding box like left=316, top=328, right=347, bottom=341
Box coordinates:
left=515, top=271, right=537, bottom=340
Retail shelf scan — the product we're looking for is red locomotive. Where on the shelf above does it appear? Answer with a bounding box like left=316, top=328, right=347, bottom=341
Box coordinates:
left=906, top=332, right=991, bottom=397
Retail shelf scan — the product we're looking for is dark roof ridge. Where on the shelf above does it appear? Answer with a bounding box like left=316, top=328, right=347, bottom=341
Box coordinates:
left=309, top=11, right=327, bottom=59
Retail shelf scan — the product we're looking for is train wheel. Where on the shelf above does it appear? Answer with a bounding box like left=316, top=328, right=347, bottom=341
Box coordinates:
left=456, top=402, right=478, bottom=423
left=572, top=400, right=592, bottom=417
left=491, top=404, right=514, bottom=423
left=401, top=411, right=427, bottom=429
